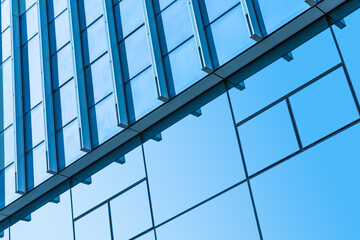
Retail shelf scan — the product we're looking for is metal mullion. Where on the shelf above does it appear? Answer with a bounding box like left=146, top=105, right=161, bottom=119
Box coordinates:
left=240, top=0, right=267, bottom=41
left=67, top=0, right=92, bottom=152
left=38, top=0, right=58, bottom=173
left=142, top=0, right=172, bottom=101
left=10, top=0, right=26, bottom=194
left=187, top=0, right=213, bottom=73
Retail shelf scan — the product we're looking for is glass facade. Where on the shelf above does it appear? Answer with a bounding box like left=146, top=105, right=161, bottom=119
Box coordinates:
left=0, top=0, right=359, bottom=239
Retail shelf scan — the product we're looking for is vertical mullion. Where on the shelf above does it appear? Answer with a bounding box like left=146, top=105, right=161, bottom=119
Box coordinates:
left=103, top=0, right=129, bottom=128
left=38, top=0, right=58, bottom=173
left=240, top=0, right=267, bottom=41
left=142, top=0, right=170, bottom=102
left=67, top=0, right=91, bottom=152
left=10, top=0, right=26, bottom=194
left=187, top=0, right=213, bottom=73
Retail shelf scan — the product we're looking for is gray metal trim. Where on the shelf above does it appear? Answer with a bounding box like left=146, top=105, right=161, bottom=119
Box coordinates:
left=67, top=0, right=92, bottom=152
left=11, top=0, right=26, bottom=194
left=38, top=0, right=58, bottom=174
left=187, top=0, right=213, bottom=73
left=103, top=0, right=129, bottom=128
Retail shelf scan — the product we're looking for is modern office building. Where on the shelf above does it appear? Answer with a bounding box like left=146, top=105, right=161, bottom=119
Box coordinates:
left=0, top=0, right=358, bottom=239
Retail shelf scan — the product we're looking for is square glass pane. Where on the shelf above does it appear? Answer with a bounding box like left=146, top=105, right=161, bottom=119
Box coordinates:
left=237, top=101, right=299, bottom=175
left=85, top=53, right=113, bottom=107
left=156, top=184, right=259, bottom=240
left=251, top=123, right=360, bottom=239
left=20, top=4, right=39, bottom=45
left=10, top=191, right=73, bottom=240
left=49, top=10, right=71, bottom=54
left=71, top=146, right=145, bottom=217
left=157, top=0, right=193, bottom=54
left=53, top=79, right=77, bottom=130
left=257, top=0, right=309, bottom=34
left=24, top=104, right=45, bottom=152
left=120, top=26, right=151, bottom=80
left=206, top=5, right=254, bottom=67
left=81, top=17, right=108, bottom=67
left=78, top=0, right=104, bottom=30
left=144, top=94, right=245, bottom=224
left=114, top=0, right=144, bottom=39
left=74, top=205, right=111, bottom=240
left=229, top=29, right=341, bottom=123
left=22, top=36, right=42, bottom=112
left=89, top=94, right=121, bottom=147
left=51, top=43, right=74, bottom=90
left=164, top=38, right=206, bottom=94
left=289, top=67, right=359, bottom=146
left=110, top=182, right=152, bottom=240
left=56, top=119, right=85, bottom=170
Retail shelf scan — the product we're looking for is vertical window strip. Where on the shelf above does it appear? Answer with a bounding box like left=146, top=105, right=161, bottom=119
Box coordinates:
left=103, top=0, right=129, bottom=128
left=38, top=0, right=58, bottom=173
left=67, top=0, right=92, bottom=152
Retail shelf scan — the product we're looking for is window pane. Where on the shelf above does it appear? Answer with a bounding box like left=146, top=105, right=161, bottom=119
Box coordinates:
left=0, top=126, right=14, bottom=169
left=251, top=123, right=360, bottom=239
left=156, top=184, right=259, bottom=240
left=24, top=104, right=45, bottom=152
left=74, top=205, right=111, bottom=240
left=51, top=43, right=74, bottom=90
left=1, top=59, right=13, bottom=129
left=144, top=94, right=245, bottom=224
left=238, top=101, right=299, bottom=175
left=71, top=146, right=145, bottom=217
left=78, top=0, right=104, bottom=30
left=49, top=10, right=71, bottom=55
left=47, top=0, right=68, bottom=21
left=114, top=0, right=144, bottom=39
left=229, top=29, right=341, bottom=123
left=20, top=4, right=38, bottom=45
left=110, top=182, right=152, bottom=240
left=1, top=0, right=10, bottom=32
left=289, top=67, right=359, bottom=146
left=54, top=79, right=77, bottom=130
left=201, top=0, right=238, bottom=25
left=10, top=191, right=73, bottom=240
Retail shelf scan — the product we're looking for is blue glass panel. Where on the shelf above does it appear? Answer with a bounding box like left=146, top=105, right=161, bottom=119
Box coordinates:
left=25, top=142, right=51, bottom=190
left=289, top=68, right=359, bottom=146
left=81, top=17, right=108, bottom=67
left=20, top=4, right=39, bottom=45
left=2, top=59, right=13, bottom=129
left=153, top=0, right=174, bottom=13
left=0, top=126, right=14, bottom=169
left=22, top=36, right=43, bottom=112
left=56, top=119, right=85, bottom=169
left=24, top=104, right=45, bottom=152
left=1, top=28, right=11, bottom=62
left=144, top=94, right=245, bottom=224
left=19, top=0, right=36, bottom=15
left=114, top=0, right=144, bottom=39
left=238, top=101, right=299, bottom=175
left=78, top=0, right=104, bottom=30
left=110, top=182, right=152, bottom=240
left=121, top=26, right=151, bottom=80
left=71, top=146, right=145, bottom=217
left=201, top=0, right=238, bottom=24
left=206, top=5, right=253, bottom=67
left=85, top=53, right=113, bottom=107
left=136, top=231, right=156, bottom=240
left=47, top=0, right=68, bottom=21
left=51, top=43, right=74, bottom=90
left=251, top=123, right=360, bottom=239
left=164, top=38, right=206, bottom=94
left=0, top=228, right=9, bottom=240
left=126, top=68, right=162, bottom=122
left=89, top=94, right=121, bottom=147
left=49, top=10, right=71, bottom=55
left=74, top=205, right=111, bottom=240
left=257, top=0, right=309, bottom=34
left=157, top=0, right=193, bottom=54
left=333, top=9, right=360, bottom=105
left=229, top=29, right=341, bottom=123
left=3, top=164, right=21, bottom=206
left=1, top=0, right=10, bottom=32
left=156, top=184, right=259, bottom=239
left=11, top=191, right=73, bottom=240
left=53, top=79, right=77, bottom=130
